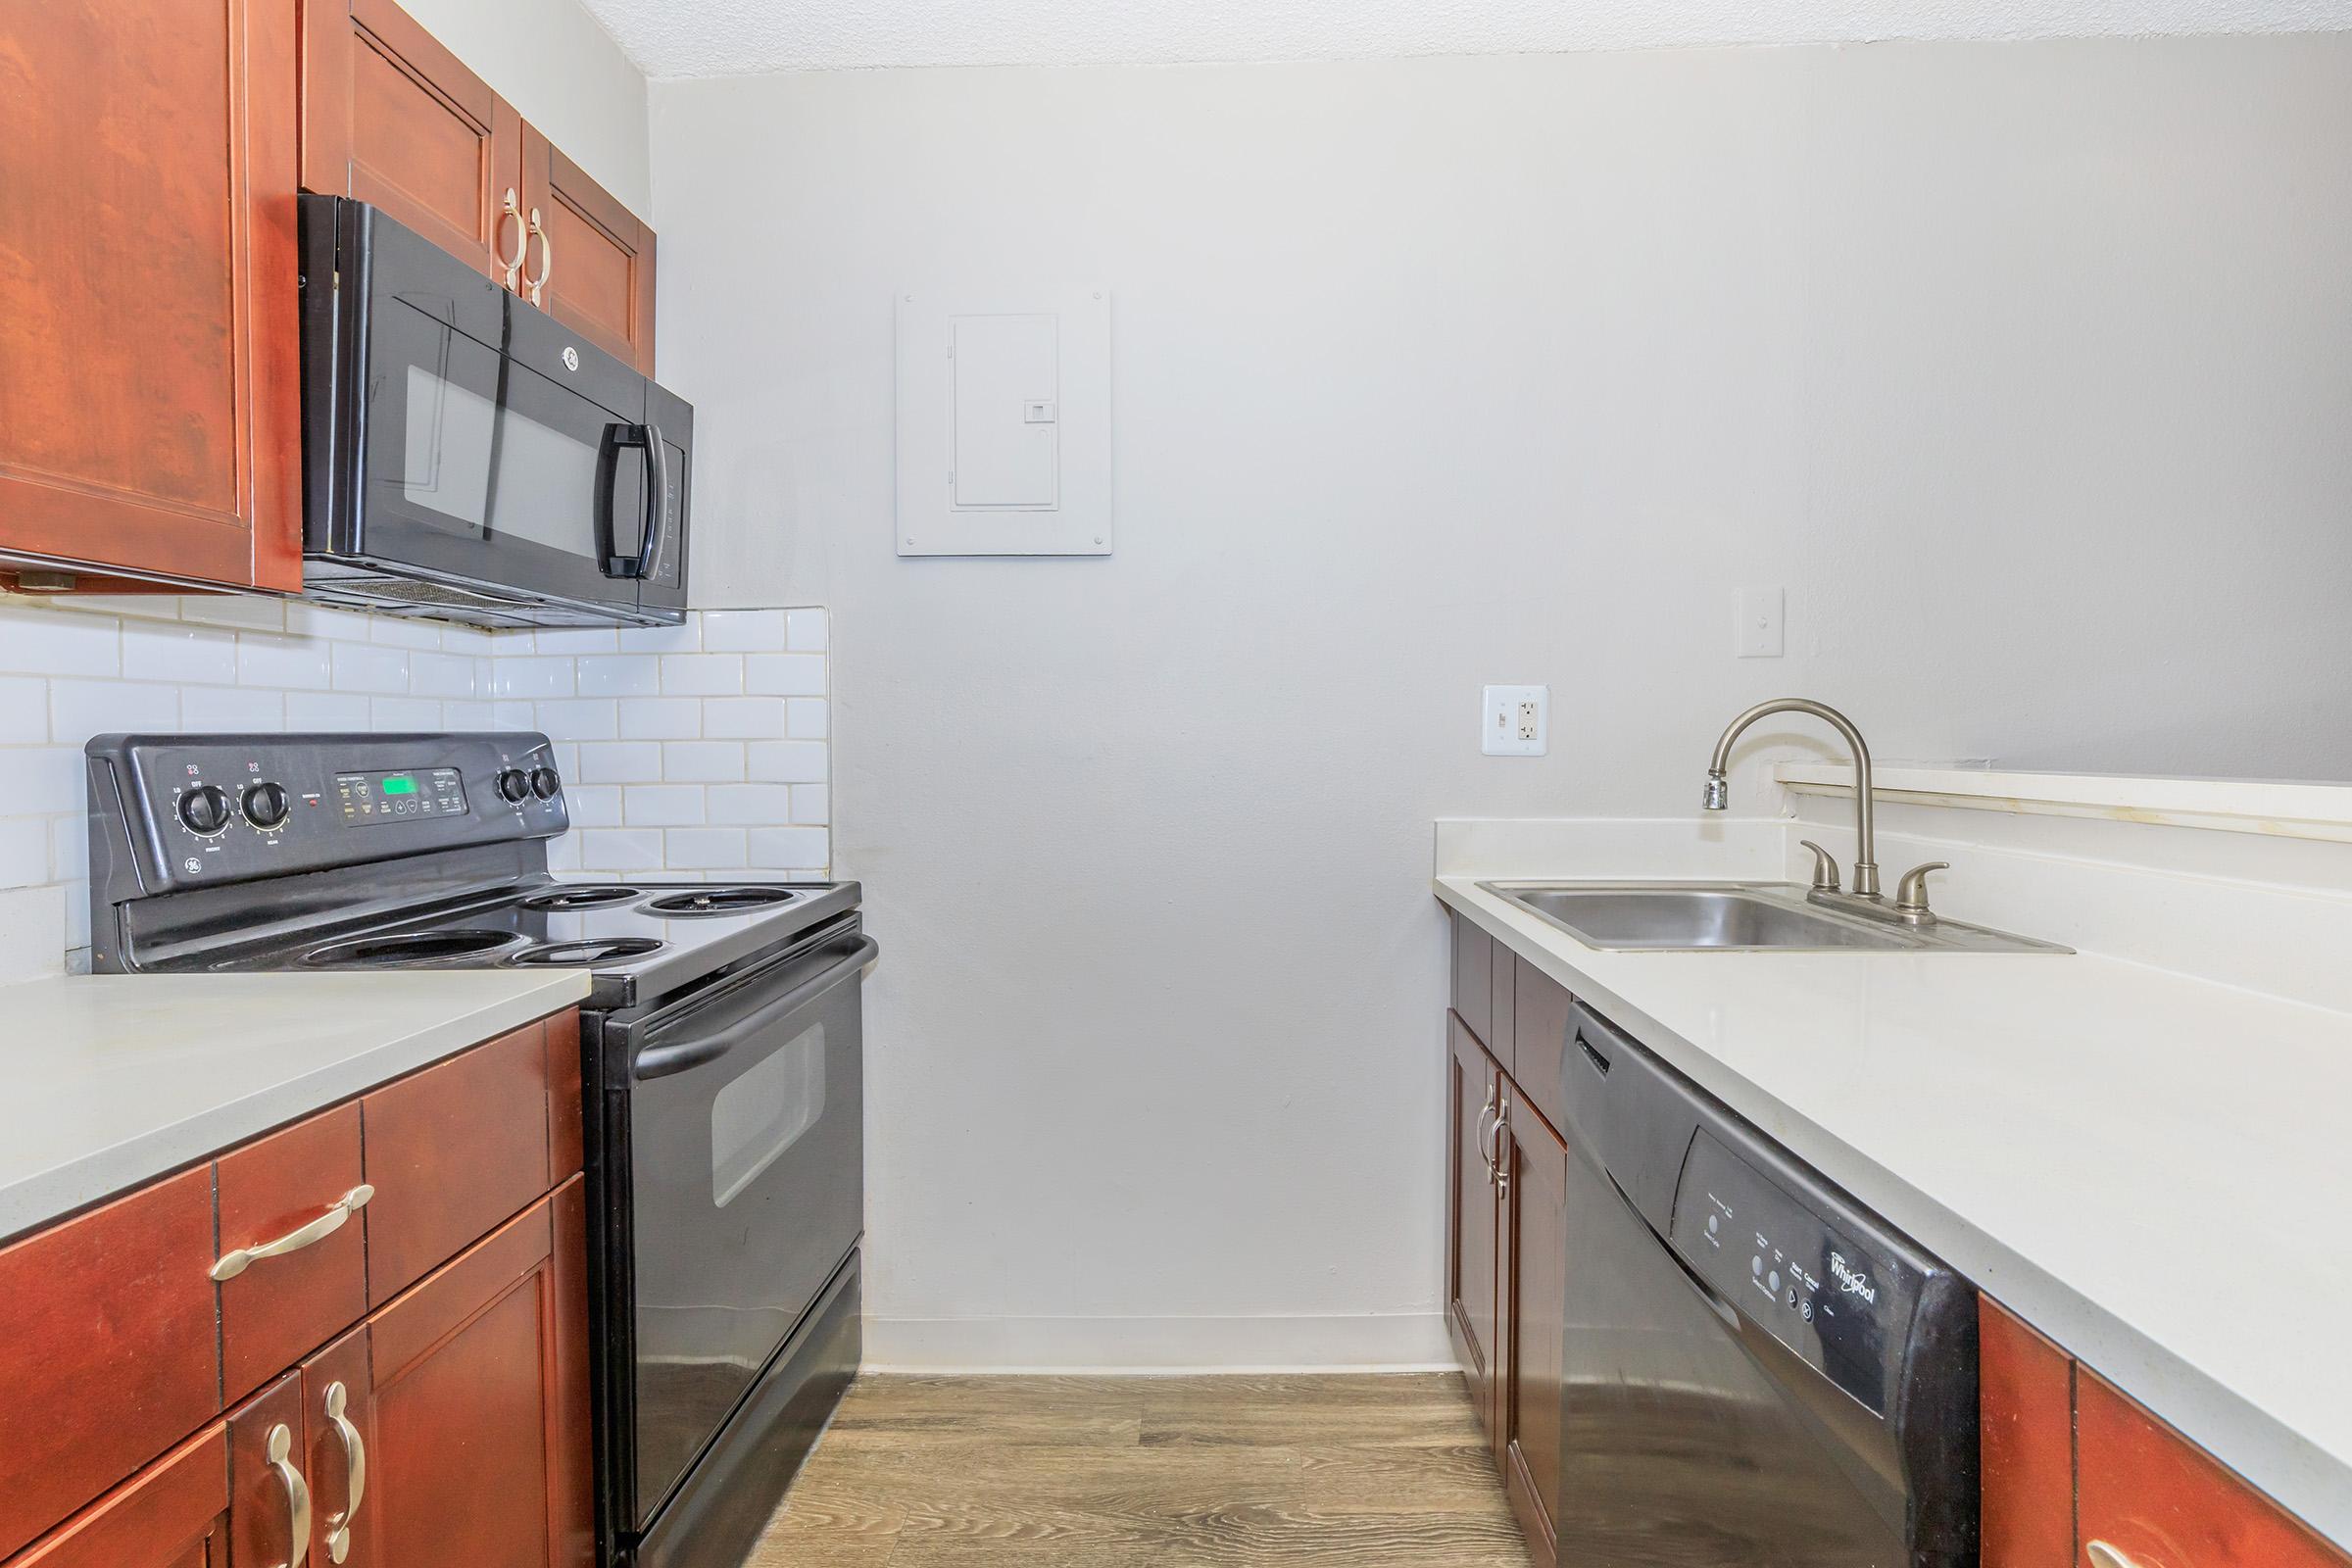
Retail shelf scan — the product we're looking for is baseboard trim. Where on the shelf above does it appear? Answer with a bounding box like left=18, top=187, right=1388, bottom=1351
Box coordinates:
left=860, top=1310, right=1453, bottom=1374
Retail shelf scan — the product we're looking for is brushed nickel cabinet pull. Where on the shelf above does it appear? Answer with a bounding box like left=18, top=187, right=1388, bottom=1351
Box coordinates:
left=1491, top=1100, right=1510, bottom=1201
left=267, top=1423, right=312, bottom=1568
left=1474, top=1082, right=1498, bottom=1189
left=322, top=1381, right=367, bottom=1564
left=211, top=1185, right=374, bottom=1282
left=496, top=188, right=527, bottom=288
left=2084, top=1544, right=2146, bottom=1568
left=524, top=207, right=553, bottom=306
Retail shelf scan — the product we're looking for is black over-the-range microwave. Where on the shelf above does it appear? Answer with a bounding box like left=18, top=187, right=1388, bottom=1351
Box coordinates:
left=297, top=194, right=690, bottom=628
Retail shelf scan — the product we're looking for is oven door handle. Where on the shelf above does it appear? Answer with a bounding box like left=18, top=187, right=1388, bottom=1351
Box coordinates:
left=632, top=934, right=878, bottom=1082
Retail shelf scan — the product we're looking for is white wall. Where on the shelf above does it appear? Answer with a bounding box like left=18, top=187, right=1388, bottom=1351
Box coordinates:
left=648, top=34, right=2352, bottom=1365
left=399, top=0, right=653, bottom=217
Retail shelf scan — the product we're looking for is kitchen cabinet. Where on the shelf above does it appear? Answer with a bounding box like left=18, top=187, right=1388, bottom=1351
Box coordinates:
left=1981, top=1298, right=2075, bottom=1568
left=1445, top=1012, right=1502, bottom=1425
left=1494, top=1089, right=1568, bottom=1565
left=302, top=0, right=526, bottom=283
left=0, top=1008, right=588, bottom=1568
left=0, top=0, right=303, bottom=593
left=521, top=124, right=658, bottom=372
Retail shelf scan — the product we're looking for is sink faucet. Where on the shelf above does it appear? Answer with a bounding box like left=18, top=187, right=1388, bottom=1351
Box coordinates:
left=1702, top=698, right=1882, bottom=899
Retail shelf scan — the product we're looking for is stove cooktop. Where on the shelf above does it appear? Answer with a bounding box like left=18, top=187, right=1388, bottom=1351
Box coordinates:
left=168, top=879, right=861, bottom=1011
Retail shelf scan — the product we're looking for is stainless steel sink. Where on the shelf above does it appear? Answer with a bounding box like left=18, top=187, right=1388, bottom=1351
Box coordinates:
left=1478, top=882, right=2070, bottom=954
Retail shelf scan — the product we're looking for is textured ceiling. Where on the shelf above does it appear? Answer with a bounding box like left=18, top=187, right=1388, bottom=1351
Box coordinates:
left=582, top=0, right=2350, bottom=77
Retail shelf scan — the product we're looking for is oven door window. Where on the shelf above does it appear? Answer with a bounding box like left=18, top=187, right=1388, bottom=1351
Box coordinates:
left=710, top=1020, right=824, bottom=1206
left=360, top=291, right=648, bottom=612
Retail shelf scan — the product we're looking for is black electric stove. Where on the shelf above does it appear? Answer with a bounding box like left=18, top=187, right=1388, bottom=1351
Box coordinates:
left=85, top=732, right=870, bottom=1568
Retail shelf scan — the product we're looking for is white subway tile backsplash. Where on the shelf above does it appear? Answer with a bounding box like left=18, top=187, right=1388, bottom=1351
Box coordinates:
left=660, top=654, right=742, bottom=696
left=536, top=699, right=620, bottom=742
left=744, top=654, right=825, bottom=696
left=183, top=687, right=286, bottom=732
left=578, top=741, right=663, bottom=783
left=662, top=827, right=749, bottom=868
left=0, top=598, right=831, bottom=969
left=747, top=741, right=827, bottom=783
left=700, top=611, right=787, bottom=652
left=618, top=697, right=701, bottom=739
left=237, top=634, right=332, bottom=690
left=0, top=606, right=118, bottom=676
left=704, top=698, right=785, bottom=739
left=660, top=741, right=744, bottom=782
left=623, top=784, right=706, bottom=826
left=123, top=623, right=239, bottom=686
left=707, top=784, right=793, bottom=825
left=52, top=679, right=177, bottom=737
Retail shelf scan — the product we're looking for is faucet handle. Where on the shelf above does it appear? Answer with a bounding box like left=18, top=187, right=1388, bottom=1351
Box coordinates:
left=1895, top=861, right=1950, bottom=918
left=1797, top=840, right=1840, bottom=894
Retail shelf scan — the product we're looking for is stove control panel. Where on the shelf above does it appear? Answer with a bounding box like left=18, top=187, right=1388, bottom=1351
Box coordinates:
left=85, top=732, right=567, bottom=899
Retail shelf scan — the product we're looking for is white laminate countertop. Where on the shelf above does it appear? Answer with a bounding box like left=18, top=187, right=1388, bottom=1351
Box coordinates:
left=0, top=970, right=592, bottom=1244
left=1436, top=871, right=2352, bottom=1546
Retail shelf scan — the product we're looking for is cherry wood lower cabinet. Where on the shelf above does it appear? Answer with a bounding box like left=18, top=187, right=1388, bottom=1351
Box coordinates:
left=1446, top=1012, right=1502, bottom=1415
left=1980, top=1298, right=2076, bottom=1568
left=1494, top=1087, right=1568, bottom=1564
left=0, top=1008, right=587, bottom=1568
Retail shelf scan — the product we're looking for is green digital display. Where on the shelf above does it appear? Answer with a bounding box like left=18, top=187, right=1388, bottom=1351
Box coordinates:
left=379, top=776, right=418, bottom=795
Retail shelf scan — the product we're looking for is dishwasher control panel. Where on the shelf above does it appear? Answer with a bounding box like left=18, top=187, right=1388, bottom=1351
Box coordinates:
left=1670, top=1129, right=1921, bottom=1416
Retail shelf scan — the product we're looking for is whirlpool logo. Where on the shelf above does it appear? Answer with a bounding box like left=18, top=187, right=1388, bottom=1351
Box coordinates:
left=1829, top=1251, right=1879, bottom=1304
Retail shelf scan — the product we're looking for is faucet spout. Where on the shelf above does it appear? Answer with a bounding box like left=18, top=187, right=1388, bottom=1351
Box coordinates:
left=1703, top=699, right=1880, bottom=899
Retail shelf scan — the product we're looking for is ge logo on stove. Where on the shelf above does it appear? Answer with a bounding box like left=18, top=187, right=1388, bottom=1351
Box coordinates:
left=182, top=857, right=202, bottom=874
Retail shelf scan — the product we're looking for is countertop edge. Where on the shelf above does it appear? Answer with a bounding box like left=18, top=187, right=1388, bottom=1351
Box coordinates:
left=0, top=971, right=592, bottom=1245
left=1433, top=872, right=2352, bottom=1550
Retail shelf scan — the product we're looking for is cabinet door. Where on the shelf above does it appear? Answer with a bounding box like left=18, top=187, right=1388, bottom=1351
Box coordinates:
left=363, top=1177, right=594, bottom=1568
left=1450, top=911, right=1494, bottom=1053
left=302, top=0, right=524, bottom=280
left=0, top=0, right=303, bottom=591
left=520, top=124, right=657, bottom=373
left=1495, top=1093, right=1567, bottom=1566
left=1980, top=1298, right=2076, bottom=1568
left=1445, top=1013, right=1501, bottom=1429
left=225, top=1375, right=311, bottom=1568
left=2078, top=1372, right=2351, bottom=1568
left=299, top=1327, right=375, bottom=1568
left=4, top=1426, right=229, bottom=1568
left=0, top=1166, right=220, bottom=1560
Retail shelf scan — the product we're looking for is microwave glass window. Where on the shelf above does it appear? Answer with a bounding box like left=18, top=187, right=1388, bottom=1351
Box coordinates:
left=402, top=362, right=607, bottom=555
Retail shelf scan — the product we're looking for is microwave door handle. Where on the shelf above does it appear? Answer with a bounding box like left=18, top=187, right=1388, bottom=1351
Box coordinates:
left=600, top=422, right=657, bottom=578
left=639, top=421, right=671, bottom=582
left=632, top=935, right=879, bottom=1082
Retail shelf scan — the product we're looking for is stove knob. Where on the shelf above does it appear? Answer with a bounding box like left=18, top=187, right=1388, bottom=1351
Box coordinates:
left=241, top=781, right=290, bottom=829
left=497, top=767, right=532, bottom=804
left=528, top=766, right=561, bottom=801
left=177, top=784, right=230, bottom=836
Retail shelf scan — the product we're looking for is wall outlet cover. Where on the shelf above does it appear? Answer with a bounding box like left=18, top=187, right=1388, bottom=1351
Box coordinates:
left=1482, top=684, right=1548, bottom=757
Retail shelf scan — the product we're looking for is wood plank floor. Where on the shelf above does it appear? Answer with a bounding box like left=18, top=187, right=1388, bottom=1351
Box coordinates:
left=749, top=1373, right=1533, bottom=1567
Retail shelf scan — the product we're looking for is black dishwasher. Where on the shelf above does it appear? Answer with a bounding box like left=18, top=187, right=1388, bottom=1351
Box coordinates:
left=1542, top=999, right=1979, bottom=1567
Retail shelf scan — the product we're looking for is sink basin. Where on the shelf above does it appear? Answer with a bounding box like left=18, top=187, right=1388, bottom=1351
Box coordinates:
left=1478, top=882, right=2070, bottom=954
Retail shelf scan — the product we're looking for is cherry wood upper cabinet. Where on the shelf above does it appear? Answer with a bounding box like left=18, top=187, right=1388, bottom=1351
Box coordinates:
left=520, top=122, right=658, bottom=373
left=301, top=0, right=525, bottom=281
left=0, top=0, right=303, bottom=592
left=2078, top=1372, right=2352, bottom=1568
left=1979, top=1297, right=2076, bottom=1568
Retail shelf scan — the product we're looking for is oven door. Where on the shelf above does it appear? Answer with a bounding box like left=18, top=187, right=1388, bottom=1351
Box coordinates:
left=310, top=199, right=673, bottom=620
left=613, top=921, right=873, bottom=1530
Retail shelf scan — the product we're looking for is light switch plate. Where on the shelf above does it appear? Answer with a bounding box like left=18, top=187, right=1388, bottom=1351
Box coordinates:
left=1482, top=685, right=1548, bottom=757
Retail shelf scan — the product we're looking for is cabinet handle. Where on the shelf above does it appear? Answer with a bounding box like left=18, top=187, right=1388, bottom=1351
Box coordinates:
left=496, top=188, right=527, bottom=288
left=1491, top=1099, right=1510, bottom=1200
left=267, top=1423, right=313, bottom=1568
left=523, top=206, right=554, bottom=306
left=322, top=1381, right=367, bottom=1564
left=211, top=1185, right=374, bottom=1282
left=1474, top=1082, right=1498, bottom=1188
left=2084, top=1545, right=2147, bottom=1568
